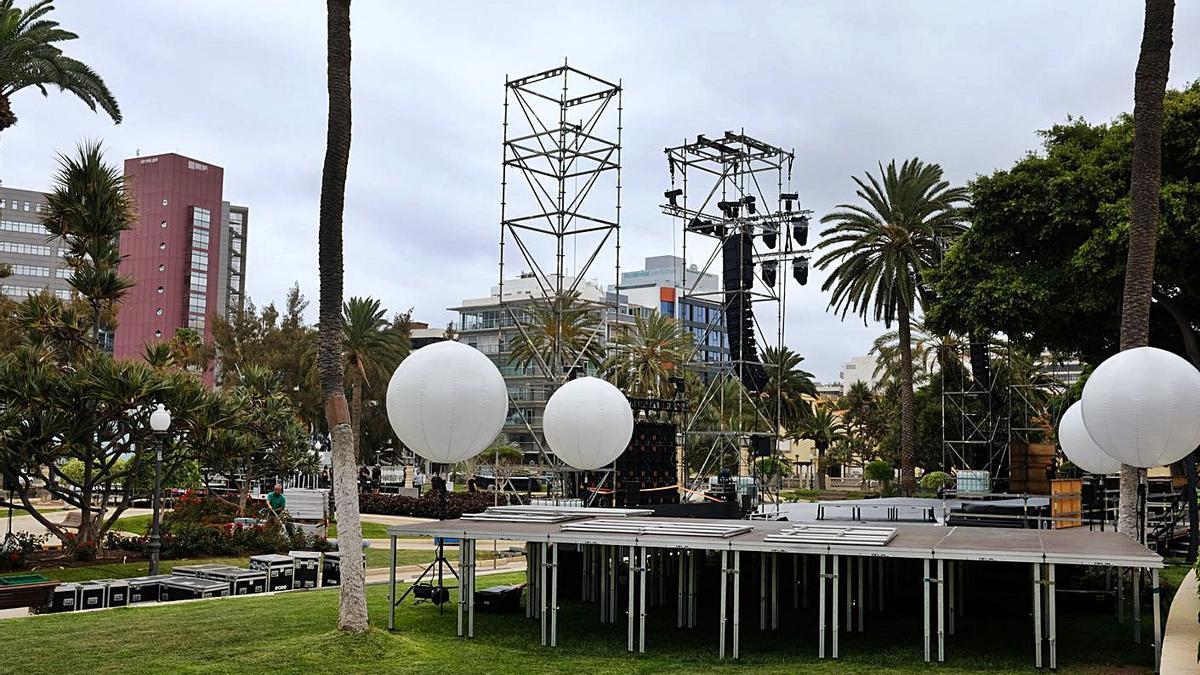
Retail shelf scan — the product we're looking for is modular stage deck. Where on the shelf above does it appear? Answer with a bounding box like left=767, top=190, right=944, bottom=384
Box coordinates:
left=386, top=512, right=1163, bottom=670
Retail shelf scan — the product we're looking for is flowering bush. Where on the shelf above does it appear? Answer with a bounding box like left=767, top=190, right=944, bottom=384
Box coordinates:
left=358, top=491, right=503, bottom=519
left=1, top=531, right=48, bottom=570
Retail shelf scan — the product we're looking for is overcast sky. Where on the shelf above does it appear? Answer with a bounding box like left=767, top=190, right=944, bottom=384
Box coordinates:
left=4, top=1, right=1199, bottom=381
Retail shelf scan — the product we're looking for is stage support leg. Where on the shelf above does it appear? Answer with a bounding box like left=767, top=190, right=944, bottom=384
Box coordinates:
left=947, top=560, right=955, bottom=636
left=759, top=553, right=767, bottom=630
left=1134, top=567, right=1142, bottom=645
left=677, top=550, right=685, bottom=628
left=844, top=556, right=852, bottom=632
left=818, top=554, right=827, bottom=659
left=857, top=556, right=864, bottom=632
left=937, top=559, right=945, bottom=663
left=803, top=554, right=809, bottom=608
left=468, top=539, right=476, bottom=639
left=539, top=542, right=549, bottom=646
left=457, top=539, right=465, bottom=637
left=733, top=550, right=741, bottom=660
left=1047, top=563, right=1056, bottom=671
left=924, top=559, right=932, bottom=663
left=719, top=550, right=728, bottom=659
left=1152, top=567, right=1162, bottom=673
left=388, top=535, right=397, bottom=631
left=628, top=545, right=636, bottom=653
left=1117, top=567, right=1125, bottom=624
left=867, top=553, right=874, bottom=612
left=1033, top=563, right=1043, bottom=669
left=878, top=557, right=884, bottom=613
left=688, top=551, right=697, bottom=628
left=792, top=554, right=799, bottom=609
left=639, top=546, right=648, bottom=653
left=600, top=545, right=608, bottom=623
left=610, top=545, right=618, bottom=624
left=771, top=552, right=779, bottom=630
left=832, top=554, right=840, bottom=658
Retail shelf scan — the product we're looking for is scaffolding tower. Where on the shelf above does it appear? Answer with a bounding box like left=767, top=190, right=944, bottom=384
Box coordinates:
left=497, top=62, right=623, bottom=474
left=660, top=131, right=811, bottom=512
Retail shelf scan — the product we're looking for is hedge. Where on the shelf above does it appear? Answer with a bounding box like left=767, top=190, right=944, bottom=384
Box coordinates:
left=358, top=491, right=506, bottom=519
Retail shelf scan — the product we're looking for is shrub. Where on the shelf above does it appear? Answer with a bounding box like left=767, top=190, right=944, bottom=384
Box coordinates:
left=1, top=532, right=48, bottom=570
left=864, top=460, right=893, bottom=484
left=358, top=490, right=502, bottom=519
left=919, top=471, right=952, bottom=491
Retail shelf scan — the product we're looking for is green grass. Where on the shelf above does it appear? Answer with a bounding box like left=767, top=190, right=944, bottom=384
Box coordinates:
left=0, top=562, right=1182, bottom=674
left=328, top=521, right=390, bottom=539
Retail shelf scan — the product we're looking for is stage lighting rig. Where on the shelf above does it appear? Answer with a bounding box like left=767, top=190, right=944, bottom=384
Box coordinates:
left=791, top=215, right=810, bottom=246
left=780, top=192, right=798, bottom=212
left=793, top=256, right=810, bottom=285
left=665, top=188, right=682, bottom=207
left=761, top=260, right=778, bottom=287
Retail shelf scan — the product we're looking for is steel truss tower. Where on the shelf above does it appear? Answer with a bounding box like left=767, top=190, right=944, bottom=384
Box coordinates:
left=660, top=131, right=812, bottom=510
left=498, top=62, right=623, bottom=469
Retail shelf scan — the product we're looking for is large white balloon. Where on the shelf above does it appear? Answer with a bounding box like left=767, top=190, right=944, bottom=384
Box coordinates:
left=542, top=377, right=634, bottom=470
left=1058, top=402, right=1121, bottom=475
left=1080, top=346, right=1200, bottom=468
left=385, top=340, right=508, bottom=465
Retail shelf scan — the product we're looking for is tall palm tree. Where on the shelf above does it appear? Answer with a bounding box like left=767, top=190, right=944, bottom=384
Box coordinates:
left=0, top=1, right=121, bottom=134
left=870, top=321, right=970, bottom=388
left=341, top=296, right=408, bottom=462
left=816, top=158, right=968, bottom=494
left=760, top=346, right=818, bottom=432
left=508, top=289, right=604, bottom=377
left=794, top=405, right=846, bottom=490
left=316, top=0, right=366, bottom=632
left=1115, top=0, right=1175, bottom=538
left=602, top=313, right=691, bottom=398
left=41, top=141, right=135, bottom=346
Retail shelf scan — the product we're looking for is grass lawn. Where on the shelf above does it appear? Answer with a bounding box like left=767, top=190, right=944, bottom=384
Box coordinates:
left=0, top=562, right=1182, bottom=674
left=328, top=521, right=391, bottom=539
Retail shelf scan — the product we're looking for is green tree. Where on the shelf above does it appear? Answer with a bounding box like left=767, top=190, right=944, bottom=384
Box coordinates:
left=41, top=141, right=135, bottom=345
left=315, top=0, right=366, bottom=632
left=602, top=313, right=692, bottom=398
left=793, top=404, right=846, bottom=490
left=339, top=297, right=409, bottom=462
left=508, top=289, right=605, bottom=376
left=816, top=159, right=968, bottom=494
left=760, top=346, right=818, bottom=432
left=0, top=0, right=121, bottom=134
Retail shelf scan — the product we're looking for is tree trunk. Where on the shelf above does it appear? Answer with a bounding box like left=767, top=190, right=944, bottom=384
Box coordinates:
left=815, top=444, right=826, bottom=491
left=238, top=479, right=250, bottom=517
left=351, top=373, right=363, bottom=464
left=1117, top=0, right=1175, bottom=539
left=318, top=0, right=367, bottom=633
left=896, top=299, right=917, bottom=496
left=1184, top=450, right=1198, bottom=563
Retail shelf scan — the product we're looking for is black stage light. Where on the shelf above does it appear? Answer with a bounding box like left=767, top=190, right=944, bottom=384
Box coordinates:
left=761, top=260, right=778, bottom=287
left=780, top=192, right=798, bottom=212
left=741, top=195, right=756, bottom=215
left=763, top=228, right=777, bottom=249
left=665, top=189, right=682, bottom=207
left=793, top=256, right=810, bottom=285
left=791, top=215, right=810, bottom=246
left=717, top=200, right=740, bottom=219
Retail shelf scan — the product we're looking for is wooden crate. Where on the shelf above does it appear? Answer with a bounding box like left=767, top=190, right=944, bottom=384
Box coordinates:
left=1009, top=443, right=1056, bottom=495
left=1050, top=479, right=1083, bottom=529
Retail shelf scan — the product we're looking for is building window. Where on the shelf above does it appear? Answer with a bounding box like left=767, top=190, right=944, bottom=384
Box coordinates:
left=23, top=202, right=30, bottom=211
left=187, top=314, right=205, bottom=330
left=188, top=292, right=206, bottom=314
left=158, top=264, right=166, bottom=272
left=56, top=268, right=71, bottom=279
left=160, top=220, right=168, bottom=229
left=191, top=228, right=209, bottom=250
left=0, top=241, right=52, bottom=256
left=190, top=250, right=208, bottom=270
left=162, top=198, right=168, bottom=206
left=157, top=286, right=164, bottom=294
left=155, top=330, right=162, bottom=338
left=159, top=242, right=167, bottom=250
left=156, top=308, right=163, bottom=316
left=9, top=264, right=50, bottom=277
left=189, top=270, right=207, bottom=293
left=0, top=219, right=48, bottom=235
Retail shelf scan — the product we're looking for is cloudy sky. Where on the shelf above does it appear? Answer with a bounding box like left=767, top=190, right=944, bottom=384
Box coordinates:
left=5, top=1, right=1199, bottom=381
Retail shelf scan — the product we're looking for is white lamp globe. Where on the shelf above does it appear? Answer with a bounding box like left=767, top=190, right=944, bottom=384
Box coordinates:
left=1080, top=346, right=1200, bottom=468
left=385, top=340, right=508, bottom=465
left=1058, top=402, right=1120, bottom=475
left=149, top=404, right=172, bottom=433
left=542, top=376, right=634, bottom=470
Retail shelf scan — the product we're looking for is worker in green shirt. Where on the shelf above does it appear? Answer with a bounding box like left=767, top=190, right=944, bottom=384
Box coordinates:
left=267, top=484, right=287, bottom=513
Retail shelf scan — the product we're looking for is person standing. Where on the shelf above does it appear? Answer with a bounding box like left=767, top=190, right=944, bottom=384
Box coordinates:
left=413, top=468, right=425, bottom=496
left=267, top=484, right=287, bottom=515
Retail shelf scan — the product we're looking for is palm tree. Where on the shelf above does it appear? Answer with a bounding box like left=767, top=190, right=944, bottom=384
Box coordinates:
left=760, top=346, right=818, bottom=432
left=602, top=313, right=691, bottom=398
left=316, top=0, right=366, bottom=632
left=41, top=141, right=135, bottom=346
left=870, top=321, right=971, bottom=388
left=341, top=296, right=408, bottom=462
left=508, top=289, right=604, bottom=377
left=0, top=1, right=121, bottom=134
left=1115, top=0, right=1175, bottom=538
left=816, top=158, right=968, bottom=494
left=794, top=405, right=846, bottom=490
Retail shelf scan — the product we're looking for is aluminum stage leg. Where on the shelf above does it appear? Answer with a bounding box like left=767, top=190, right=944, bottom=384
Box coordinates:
left=677, top=550, right=685, bottom=628
left=857, top=556, right=864, bottom=632
left=388, top=535, right=397, bottom=631
left=937, top=559, right=945, bottom=663
left=550, top=543, right=558, bottom=647
left=539, top=542, right=548, bottom=646
left=468, top=539, right=476, bottom=639
left=947, top=560, right=955, bottom=636
left=457, top=539, right=465, bottom=637
left=819, top=554, right=827, bottom=659
left=844, top=555, right=852, bottom=632
left=610, top=544, right=618, bottom=624
left=760, top=553, right=767, bottom=630
left=924, top=559, right=931, bottom=663
left=1047, top=563, right=1055, bottom=670
left=1152, top=567, right=1162, bottom=673
left=803, top=554, right=809, bottom=609
left=600, top=544, right=608, bottom=623
left=733, top=550, right=741, bottom=660
left=720, top=550, right=728, bottom=659
left=688, top=550, right=697, bottom=628
left=771, top=552, right=779, bottom=630
left=628, top=545, right=636, bottom=653
left=639, top=546, right=648, bottom=654
left=832, top=554, right=840, bottom=659
left=792, top=554, right=799, bottom=609
left=1033, top=563, right=1042, bottom=669
left=1134, top=567, right=1142, bottom=645
left=1117, top=566, right=1125, bottom=624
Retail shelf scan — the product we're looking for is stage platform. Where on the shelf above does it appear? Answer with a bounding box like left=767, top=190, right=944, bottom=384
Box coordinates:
left=385, top=508, right=1163, bottom=670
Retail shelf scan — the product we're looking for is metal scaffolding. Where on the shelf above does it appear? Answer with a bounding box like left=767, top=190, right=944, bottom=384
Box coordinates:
left=660, top=130, right=811, bottom=511
left=497, top=62, right=623, bottom=471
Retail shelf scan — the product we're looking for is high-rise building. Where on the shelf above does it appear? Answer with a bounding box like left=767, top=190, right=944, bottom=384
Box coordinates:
left=116, top=153, right=247, bottom=361
left=617, top=255, right=728, bottom=363
left=0, top=186, right=74, bottom=302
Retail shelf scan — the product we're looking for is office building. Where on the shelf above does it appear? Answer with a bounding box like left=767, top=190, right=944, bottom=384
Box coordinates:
left=116, top=153, right=247, bottom=361
left=617, top=255, right=729, bottom=364
left=840, top=354, right=882, bottom=393
left=0, top=186, right=74, bottom=301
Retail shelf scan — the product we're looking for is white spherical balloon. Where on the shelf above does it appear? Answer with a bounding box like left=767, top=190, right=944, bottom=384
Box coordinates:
left=385, top=341, right=507, bottom=465
left=1080, top=346, right=1200, bottom=468
left=1058, top=402, right=1121, bottom=475
left=542, top=377, right=634, bottom=470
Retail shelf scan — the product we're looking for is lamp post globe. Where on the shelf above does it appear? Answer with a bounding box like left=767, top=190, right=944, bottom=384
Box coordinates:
left=148, top=403, right=171, bottom=575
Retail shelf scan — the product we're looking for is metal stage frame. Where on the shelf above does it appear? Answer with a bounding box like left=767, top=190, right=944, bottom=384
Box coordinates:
left=497, top=62, right=623, bottom=473
left=386, top=511, right=1164, bottom=670
left=659, top=131, right=812, bottom=510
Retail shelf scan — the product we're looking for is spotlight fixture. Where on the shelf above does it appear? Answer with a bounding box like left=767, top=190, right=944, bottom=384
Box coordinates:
left=763, top=227, right=777, bottom=250
left=791, top=215, right=810, bottom=246
left=741, top=195, right=757, bottom=215
left=761, top=260, right=778, bottom=287
left=664, top=189, right=682, bottom=207
left=792, top=256, right=810, bottom=285
left=717, top=200, right=740, bottom=219
left=780, top=192, right=798, bottom=213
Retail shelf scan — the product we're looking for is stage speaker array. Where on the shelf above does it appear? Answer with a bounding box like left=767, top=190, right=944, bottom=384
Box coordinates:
left=614, top=421, right=679, bottom=507
left=723, top=233, right=769, bottom=392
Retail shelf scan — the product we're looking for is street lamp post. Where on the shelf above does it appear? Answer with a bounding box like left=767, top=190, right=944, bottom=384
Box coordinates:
left=148, top=403, right=172, bottom=576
